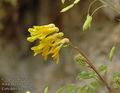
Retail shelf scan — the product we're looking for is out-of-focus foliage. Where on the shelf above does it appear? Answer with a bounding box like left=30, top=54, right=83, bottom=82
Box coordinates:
left=99, top=0, right=120, bottom=14
left=0, top=0, right=17, bottom=23
left=56, top=84, right=79, bottom=93
left=0, top=0, right=20, bottom=43
left=98, top=64, right=107, bottom=73
left=56, top=81, right=101, bottom=93
left=112, top=73, right=120, bottom=89
left=0, top=0, right=17, bottom=6
left=80, top=81, right=101, bottom=93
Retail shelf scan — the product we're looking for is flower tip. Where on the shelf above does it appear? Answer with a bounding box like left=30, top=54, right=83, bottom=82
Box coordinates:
left=27, top=37, right=33, bottom=42
left=55, top=27, right=59, bottom=32
left=61, top=38, right=70, bottom=44
left=28, top=28, right=34, bottom=32
left=48, top=23, right=55, bottom=27
left=49, top=27, right=59, bottom=32
left=58, top=32, right=64, bottom=36
left=34, top=53, right=37, bottom=56
left=64, top=38, right=70, bottom=43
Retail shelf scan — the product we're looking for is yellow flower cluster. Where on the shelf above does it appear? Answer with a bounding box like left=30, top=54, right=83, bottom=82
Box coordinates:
left=27, top=23, right=69, bottom=63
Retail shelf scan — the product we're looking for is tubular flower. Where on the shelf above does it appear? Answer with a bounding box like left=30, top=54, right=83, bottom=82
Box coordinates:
left=27, top=23, right=69, bottom=63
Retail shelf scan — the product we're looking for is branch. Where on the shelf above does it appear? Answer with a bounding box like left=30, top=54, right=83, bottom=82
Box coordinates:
left=69, top=42, right=111, bottom=92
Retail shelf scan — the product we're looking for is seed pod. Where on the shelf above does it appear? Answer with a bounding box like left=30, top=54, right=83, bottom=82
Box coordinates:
left=83, top=14, right=92, bottom=31
left=109, top=46, right=116, bottom=61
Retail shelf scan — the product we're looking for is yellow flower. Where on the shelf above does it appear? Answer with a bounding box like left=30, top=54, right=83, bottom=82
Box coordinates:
left=27, top=23, right=69, bottom=63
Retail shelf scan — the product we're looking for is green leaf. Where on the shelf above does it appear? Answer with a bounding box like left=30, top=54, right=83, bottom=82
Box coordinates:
left=60, top=4, right=74, bottom=12
left=74, top=54, right=87, bottom=66
left=44, top=86, right=49, bottom=93
left=56, top=87, right=64, bottom=93
left=77, top=71, right=96, bottom=80
left=90, top=81, right=101, bottom=89
left=109, top=46, right=116, bottom=61
left=56, top=84, right=78, bottom=93
left=98, top=64, right=107, bottom=73
left=80, top=86, right=88, bottom=93
left=65, top=84, right=78, bottom=93
left=80, top=81, right=101, bottom=93
left=83, top=14, right=92, bottom=31
left=73, top=0, right=80, bottom=4
left=112, top=73, right=120, bottom=89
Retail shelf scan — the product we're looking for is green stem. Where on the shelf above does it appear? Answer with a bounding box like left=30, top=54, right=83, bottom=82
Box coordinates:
left=88, top=0, right=98, bottom=14
left=91, top=5, right=107, bottom=16
left=69, top=42, right=111, bottom=92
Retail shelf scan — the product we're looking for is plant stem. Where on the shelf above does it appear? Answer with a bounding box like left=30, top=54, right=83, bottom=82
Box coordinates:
left=91, top=5, right=107, bottom=16
left=69, top=42, right=111, bottom=92
left=88, top=0, right=98, bottom=14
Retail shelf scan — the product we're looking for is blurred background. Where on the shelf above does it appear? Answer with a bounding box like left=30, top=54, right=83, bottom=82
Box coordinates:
left=0, top=0, right=120, bottom=93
